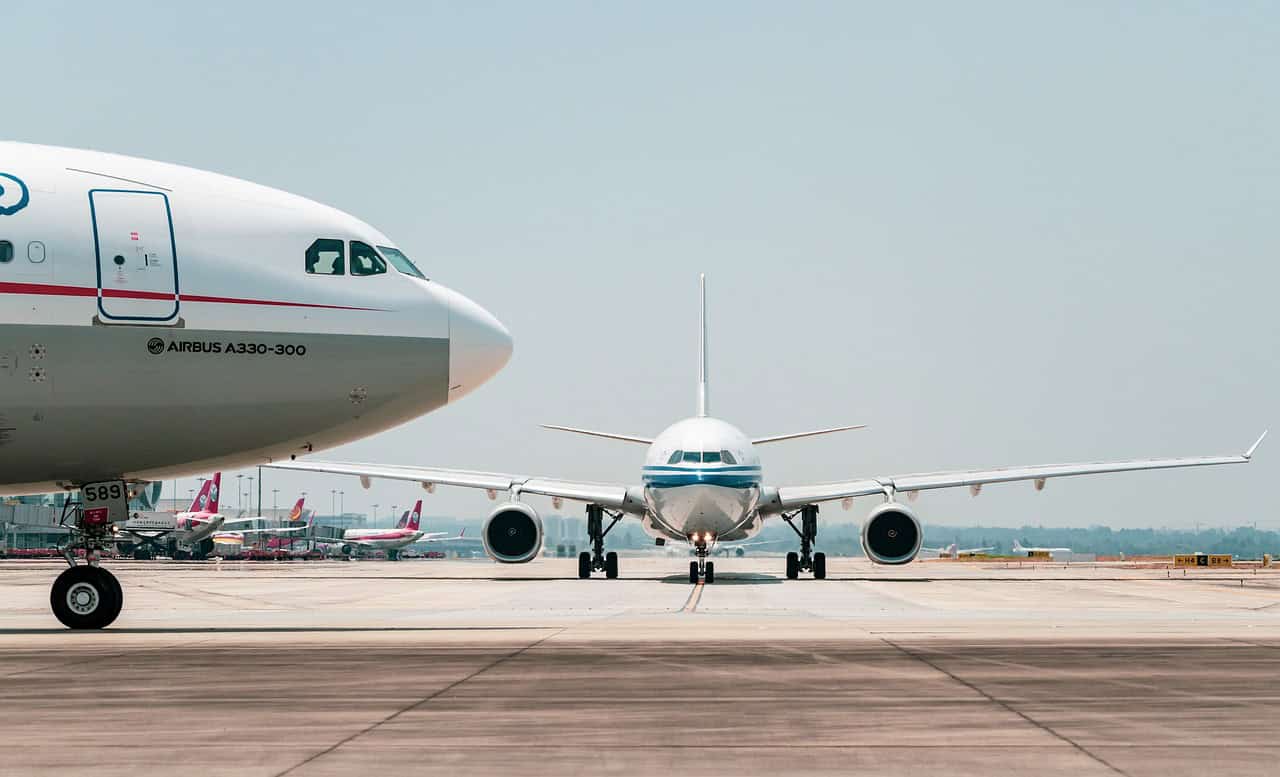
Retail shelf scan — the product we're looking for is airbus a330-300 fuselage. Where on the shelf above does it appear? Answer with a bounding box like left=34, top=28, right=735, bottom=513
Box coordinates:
left=0, top=142, right=512, bottom=628
left=0, top=142, right=511, bottom=495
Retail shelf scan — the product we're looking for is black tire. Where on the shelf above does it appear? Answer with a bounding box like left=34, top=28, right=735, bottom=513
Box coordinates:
left=50, top=566, right=120, bottom=630
left=704, top=562, right=715, bottom=584
left=96, top=568, right=124, bottom=628
left=689, top=561, right=700, bottom=584
left=133, top=547, right=152, bottom=561
left=388, top=550, right=399, bottom=561
left=605, top=551, right=619, bottom=579
left=813, top=552, right=827, bottom=580
left=578, top=551, right=592, bottom=579
left=785, top=552, right=800, bottom=580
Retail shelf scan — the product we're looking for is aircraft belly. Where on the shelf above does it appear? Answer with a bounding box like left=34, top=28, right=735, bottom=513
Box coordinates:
left=0, top=324, right=449, bottom=493
left=645, top=484, right=759, bottom=542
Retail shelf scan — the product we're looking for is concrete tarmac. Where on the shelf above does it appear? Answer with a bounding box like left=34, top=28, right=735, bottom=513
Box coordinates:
left=2, top=556, right=1280, bottom=776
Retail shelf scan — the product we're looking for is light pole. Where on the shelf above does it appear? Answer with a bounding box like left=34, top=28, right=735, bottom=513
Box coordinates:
left=331, top=489, right=336, bottom=517
left=236, top=474, right=244, bottom=510
left=339, top=490, right=344, bottom=516
left=272, top=489, right=279, bottom=517
left=247, top=476, right=255, bottom=515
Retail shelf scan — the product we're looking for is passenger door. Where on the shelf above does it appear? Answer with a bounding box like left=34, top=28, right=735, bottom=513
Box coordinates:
left=90, top=189, right=179, bottom=322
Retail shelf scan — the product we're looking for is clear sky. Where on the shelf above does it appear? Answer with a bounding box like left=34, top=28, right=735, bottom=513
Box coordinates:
left=8, top=2, right=1277, bottom=528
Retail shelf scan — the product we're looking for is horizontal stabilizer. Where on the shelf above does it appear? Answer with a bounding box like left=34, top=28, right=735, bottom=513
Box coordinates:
left=540, top=424, right=653, bottom=444
left=752, top=425, right=867, bottom=445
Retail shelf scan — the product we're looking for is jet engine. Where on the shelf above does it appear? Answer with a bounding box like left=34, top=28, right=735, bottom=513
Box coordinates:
left=860, top=502, right=922, bottom=565
left=482, top=502, right=543, bottom=563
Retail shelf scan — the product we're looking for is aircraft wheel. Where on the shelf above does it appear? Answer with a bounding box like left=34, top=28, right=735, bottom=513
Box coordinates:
left=813, top=552, right=827, bottom=580
left=578, top=552, right=592, bottom=579
left=133, top=547, right=151, bottom=561
left=785, top=552, right=800, bottom=580
left=689, top=561, right=699, bottom=584
left=704, top=561, right=715, bottom=584
left=50, top=566, right=121, bottom=630
left=604, top=551, right=619, bottom=579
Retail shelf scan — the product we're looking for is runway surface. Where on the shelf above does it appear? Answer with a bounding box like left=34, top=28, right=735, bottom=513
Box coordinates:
left=3, top=557, right=1280, bottom=776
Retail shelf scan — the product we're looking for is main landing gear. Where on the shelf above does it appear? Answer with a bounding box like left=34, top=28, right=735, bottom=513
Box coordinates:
left=782, top=504, right=826, bottom=580
left=689, top=537, right=715, bottom=584
left=51, top=500, right=123, bottom=629
left=578, top=504, right=621, bottom=579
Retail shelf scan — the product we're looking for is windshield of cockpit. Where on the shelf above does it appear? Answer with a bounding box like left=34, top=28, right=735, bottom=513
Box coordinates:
left=378, top=246, right=428, bottom=280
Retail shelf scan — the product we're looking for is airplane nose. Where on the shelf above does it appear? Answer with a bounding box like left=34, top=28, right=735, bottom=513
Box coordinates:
left=438, top=285, right=513, bottom=402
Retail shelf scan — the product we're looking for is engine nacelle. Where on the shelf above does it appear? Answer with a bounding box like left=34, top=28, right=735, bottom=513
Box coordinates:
left=482, top=503, right=543, bottom=564
left=860, top=502, right=922, bottom=565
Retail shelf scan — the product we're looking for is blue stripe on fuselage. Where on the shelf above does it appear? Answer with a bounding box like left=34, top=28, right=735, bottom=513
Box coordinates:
left=642, top=472, right=761, bottom=488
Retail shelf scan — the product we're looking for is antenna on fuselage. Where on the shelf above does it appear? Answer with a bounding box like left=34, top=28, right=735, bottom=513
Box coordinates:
left=697, top=273, right=708, bottom=418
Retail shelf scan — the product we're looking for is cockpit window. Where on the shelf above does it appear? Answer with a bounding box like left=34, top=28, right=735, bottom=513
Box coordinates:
left=682, top=451, right=700, bottom=463
left=667, top=450, right=683, bottom=464
left=701, top=451, right=722, bottom=463
left=378, top=246, right=428, bottom=280
left=721, top=450, right=738, bottom=465
left=350, top=241, right=387, bottom=277
left=305, top=239, right=344, bottom=275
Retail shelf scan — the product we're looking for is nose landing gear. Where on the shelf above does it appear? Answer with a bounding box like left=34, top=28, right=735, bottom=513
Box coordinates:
left=688, top=537, right=715, bottom=584
left=51, top=498, right=124, bottom=629
left=782, top=504, right=826, bottom=580
left=577, top=504, right=622, bottom=579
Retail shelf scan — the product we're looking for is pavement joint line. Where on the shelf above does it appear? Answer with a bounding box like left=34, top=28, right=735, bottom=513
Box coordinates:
left=272, top=628, right=565, bottom=777
left=898, top=641, right=1275, bottom=710
left=879, top=637, right=1133, bottom=777
left=681, top=581, right=704, bottom=613
left=0, top=636, right=217, bottom=679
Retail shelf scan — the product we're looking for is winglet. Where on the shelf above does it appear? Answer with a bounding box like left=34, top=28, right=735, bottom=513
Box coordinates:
left=1245, top=430, right=1268, bottom=460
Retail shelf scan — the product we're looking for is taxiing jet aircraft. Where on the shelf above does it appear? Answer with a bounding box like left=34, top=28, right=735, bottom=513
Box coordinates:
left=271, top=276, right=1264, bottom=585
left=0, top=142, right=512, bottom=628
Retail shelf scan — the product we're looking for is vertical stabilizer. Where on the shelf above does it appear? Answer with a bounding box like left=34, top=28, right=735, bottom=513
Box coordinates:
left=697, top=274, right=708, bottom=417
left=189, top=473, right=221, bottom=513
left=407, top=500, right=423, bottom=531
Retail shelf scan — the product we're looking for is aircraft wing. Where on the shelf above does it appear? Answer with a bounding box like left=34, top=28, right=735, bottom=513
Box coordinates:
left=226, top=525, right=312, bottom=536
left=266, top=460, right=638, bottom=511
left=219, top=517, right=264, bottom=529
left=772, top=432, right=1266, bottom=511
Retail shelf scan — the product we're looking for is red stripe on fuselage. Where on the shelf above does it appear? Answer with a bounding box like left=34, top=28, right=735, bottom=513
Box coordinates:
left=0, top=282, right=380, bottom=311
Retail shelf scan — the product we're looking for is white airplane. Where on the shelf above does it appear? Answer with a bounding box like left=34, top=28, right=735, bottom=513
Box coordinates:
left=1011, top=539, right=1072, bottom=557
left=271, top=275, right=1265, bottom=585
left=209, top=495, right=314, bottom=555
left=317, top=500, right=457, bottom=559
left=922, top=543, right=996, bottom=559
left=0, top=142, right=512, bottom=628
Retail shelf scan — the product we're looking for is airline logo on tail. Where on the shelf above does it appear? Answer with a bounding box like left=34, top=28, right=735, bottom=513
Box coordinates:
left=407, top=500, right=422, bottom=531
left=395, top=510, right=409, bottom=529
left=190, top=473, right=221, bottom=513
left=287, top=497, right=306, bottom=522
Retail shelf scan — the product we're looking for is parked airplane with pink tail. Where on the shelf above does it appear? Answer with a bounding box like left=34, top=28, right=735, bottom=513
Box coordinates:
left=119, top=473, right=270, bottom=558
left=320, top=500, right=457, bottom=560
